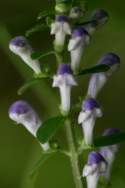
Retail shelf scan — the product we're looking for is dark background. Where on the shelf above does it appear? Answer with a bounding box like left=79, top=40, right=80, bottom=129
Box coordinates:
left=0, top=0, right=125, bottom=188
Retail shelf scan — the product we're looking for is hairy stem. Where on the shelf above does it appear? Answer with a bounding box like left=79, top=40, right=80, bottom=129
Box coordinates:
left=65, top=119, right=83, bottom=188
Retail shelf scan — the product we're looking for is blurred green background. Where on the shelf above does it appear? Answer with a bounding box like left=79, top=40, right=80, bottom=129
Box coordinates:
left=0, top=0, right=125, bottom=188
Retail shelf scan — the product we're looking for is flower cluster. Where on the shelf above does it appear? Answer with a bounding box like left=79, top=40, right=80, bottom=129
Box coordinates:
left=8, top=2, right=121, bottom=188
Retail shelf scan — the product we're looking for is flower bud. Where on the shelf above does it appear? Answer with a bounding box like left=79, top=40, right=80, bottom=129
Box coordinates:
left=9, top=36, right=41, bottom=74
left=9, top=100, right=49, bottom=151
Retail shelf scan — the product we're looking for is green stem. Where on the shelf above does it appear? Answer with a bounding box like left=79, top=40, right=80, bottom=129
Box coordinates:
left=65, top=119, right=83, bottom=188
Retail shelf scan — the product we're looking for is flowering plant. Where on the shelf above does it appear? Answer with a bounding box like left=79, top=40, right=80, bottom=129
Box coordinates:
left=8, top=0, right=125, bottom=188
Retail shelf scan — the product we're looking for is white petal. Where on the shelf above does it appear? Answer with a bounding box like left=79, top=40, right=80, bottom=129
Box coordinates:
left=63, top=22, right=71, bottom=35
left=82, top=116, right=95, bottom=145
left=78, top=111, right=92, bottom=124
left=52, top=74, right=77, bottom=87
left=55, top=31, right=66, bottom=47
left=60, top=85, right=71, bottom=113
left=50, top=22, right=60, bottom=34
left=94, top=108, right=103, bottom=117
left=21, top=54, right=41, bottom=74
left=86, top=173, right=99, bottom=188
left=83, top=164, right=98, bottom=177
left=68, top=37, right=83, bottom=51
left=70, top=46, right=83, bottom=71
left=87, top=73, right=107, bottom=98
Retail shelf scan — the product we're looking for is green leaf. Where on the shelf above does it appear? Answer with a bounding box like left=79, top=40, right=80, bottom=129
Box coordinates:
left=18, top=77, right=42, bottom=95
left=25, top=23, right=49, bottom=37
left=37, top=116, right=66, bottom=144
left=78, top=64, right=110, bottom=76
left=37, top=10, right=55, bottom=20
left=31, top=50, right=55, bottom=60
left=30, top=150, right=57, bottom=178
left=94, top=132, right=125, bottom=147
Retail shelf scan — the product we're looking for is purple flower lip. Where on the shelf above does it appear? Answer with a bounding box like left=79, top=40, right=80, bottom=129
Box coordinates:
left=88, top=151, right=106, bottom=165
left=103, top=128, right=120, bottom=136
left=9, top=100, right=33, bottom=115
left=10, top=36, right=28, bottom=47
left=82, top=98, right=100, bottom=111
left=57, top=64, right=72, bottom=75
left=98, top=53, right=120, bottom=67
left=56, top=15, right=69, bottom=22
left=90, top=9, right=109, bottom=22
left=72, top=27, right=89, bottom=38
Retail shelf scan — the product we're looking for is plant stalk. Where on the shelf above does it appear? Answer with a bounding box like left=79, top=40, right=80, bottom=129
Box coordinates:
left=65, top=118, right=83, bottom=188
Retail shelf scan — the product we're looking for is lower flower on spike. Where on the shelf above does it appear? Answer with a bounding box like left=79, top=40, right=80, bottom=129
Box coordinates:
left=52, top=64, right=77, bottom=115
left=78, top=98, right=102, bottom=145
left=100, top=128, right=120, bottom=182
left=83, top=151, right=107, bottom=188
left=87, top=53, right=120, bottom=98
left=8, top=100, right=49, bottom=151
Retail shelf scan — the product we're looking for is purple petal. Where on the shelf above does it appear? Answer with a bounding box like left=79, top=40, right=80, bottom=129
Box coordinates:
left=57, top=64, right=72, bottom=75
left=88, top=151, right=106, bottom=165
left=103, top=128, right=120, bottom=136
left=9, top=100, right=34, bottom=115
left=72, top=27, right=89, bottom=38
left=56, top=15, right=69, bottom=22
left=82, top=98, right=100, bottom=111
left=10, top=36, right=28, bottom=47
left=98, top=53, right=120, bottom=67
left=90, top=9, right=109, bottom=22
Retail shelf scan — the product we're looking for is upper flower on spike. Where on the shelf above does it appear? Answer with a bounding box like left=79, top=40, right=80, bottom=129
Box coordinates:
left=9, top=100, right=41, bottom=136
left=83, top=151, right=107, bottom=177
left=90, top=9, right=109, bottom=25
left=78, top=98, right=102, bottom=124
left=9, top=36, right=32, bottom=55
left=53, top=64, right=77, bottom=114
left=70, top=7, right=83, bottom=19
left=84, top=9, right=109, bottom=35
left=68, top=27, right=90, bottom=51
left=9, top=36, right=41, bottom=74
left=51, top=15, right=71, bottom=51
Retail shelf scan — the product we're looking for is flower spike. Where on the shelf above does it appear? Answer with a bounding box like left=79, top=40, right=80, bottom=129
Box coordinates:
left=9, top=36, right=41, bottom=74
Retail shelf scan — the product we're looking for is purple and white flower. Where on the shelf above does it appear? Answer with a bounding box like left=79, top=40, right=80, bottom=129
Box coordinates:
left=83, top=151, right=107, bottom=188
left=9, top=36, right=41, bottom=74
left=84, top=9, right=109, bottom=35
left=51, top=15, right=71, bottom=50
left=52, top=64, right=77, bottom=114
left=68, top=27, right=90, bottom=72
left=8, top=100, right=49, bottom=151
left=100, top=128, right=120, bottom=181
left=78, top=98, right=102, bottom=145
left=69, top=7, right=83, bottom=19
left=87, top=53, right=120, bottom=98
